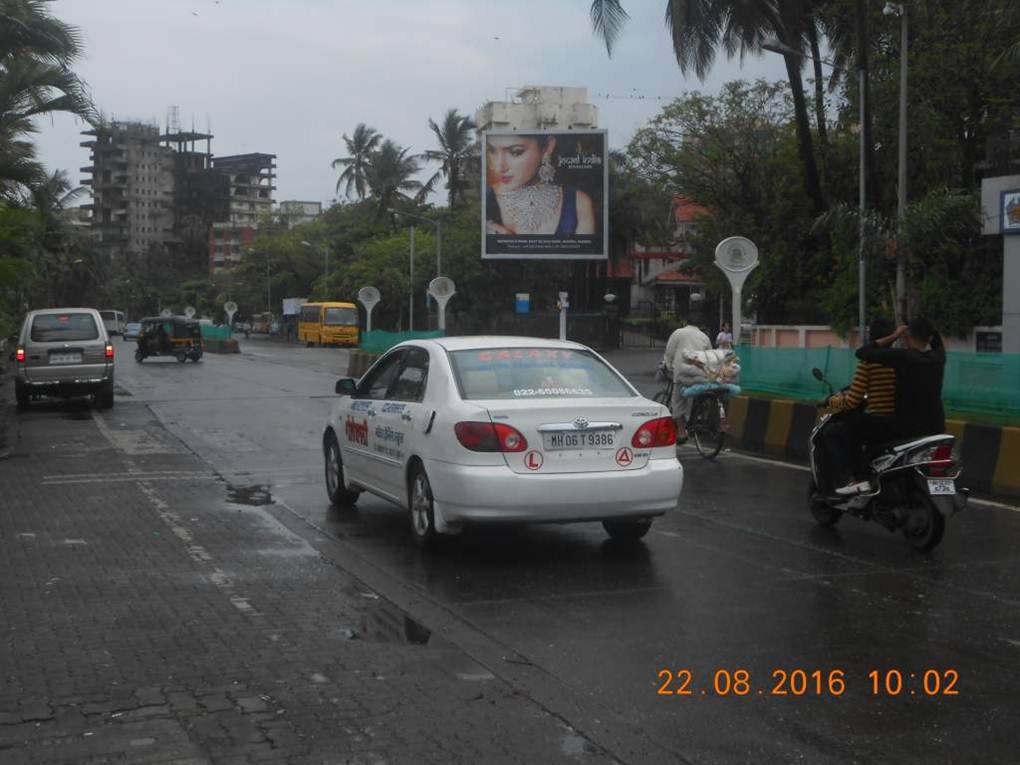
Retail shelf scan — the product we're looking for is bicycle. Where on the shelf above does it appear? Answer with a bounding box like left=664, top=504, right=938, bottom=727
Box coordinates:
left=654, top=377, right=737, bottom=460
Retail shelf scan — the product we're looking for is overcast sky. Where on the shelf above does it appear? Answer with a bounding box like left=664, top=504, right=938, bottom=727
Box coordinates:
left=34, top=0, right=788, bottom=207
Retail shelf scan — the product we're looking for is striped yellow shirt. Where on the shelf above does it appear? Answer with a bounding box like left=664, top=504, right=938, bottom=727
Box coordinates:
left=831, top=360, right=896, bottom=416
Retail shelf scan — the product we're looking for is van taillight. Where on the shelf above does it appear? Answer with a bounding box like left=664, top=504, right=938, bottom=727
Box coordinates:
left=15, top=347, right=25, bottom=363
left=454, top=422, right=528, bottom=452
left=632, top=417, right=677, bottom=448
left=105, top=344, right=114, bottom=359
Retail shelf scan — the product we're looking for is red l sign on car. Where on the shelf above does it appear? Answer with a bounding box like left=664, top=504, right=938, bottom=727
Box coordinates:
left=615, top=447, right=634, bottom=467
left=524, top=450, right=544, bottom=471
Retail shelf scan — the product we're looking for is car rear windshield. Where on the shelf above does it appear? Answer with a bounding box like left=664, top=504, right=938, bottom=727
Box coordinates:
left=449, top=348, right=634, bottom=400
left=323, top=307, right=357, bottom=326
left=30, top=313, right=100, bottom=342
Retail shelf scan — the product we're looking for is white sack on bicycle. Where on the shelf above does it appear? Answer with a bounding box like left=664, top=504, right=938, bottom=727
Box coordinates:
left=677, top=349, right=741, bottom=385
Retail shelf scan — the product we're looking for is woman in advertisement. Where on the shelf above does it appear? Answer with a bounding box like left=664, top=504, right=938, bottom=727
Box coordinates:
left=485, top=134, right=597, bottom=236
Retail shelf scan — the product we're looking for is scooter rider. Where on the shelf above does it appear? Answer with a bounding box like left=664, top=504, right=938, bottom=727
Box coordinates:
left=855, top=316, right=946, bottom=443
left=824, top=317, right=899, bottom=495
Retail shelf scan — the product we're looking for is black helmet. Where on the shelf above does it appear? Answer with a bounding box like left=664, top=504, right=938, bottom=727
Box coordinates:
left=868, top=316, right=895, bottom=344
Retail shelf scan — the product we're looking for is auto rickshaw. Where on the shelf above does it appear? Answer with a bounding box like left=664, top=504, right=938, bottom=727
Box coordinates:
left=135, top=316, right=203, bottom=363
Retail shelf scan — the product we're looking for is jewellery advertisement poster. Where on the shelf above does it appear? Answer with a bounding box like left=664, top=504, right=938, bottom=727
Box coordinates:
left=482, top=129, right=608, bottom=260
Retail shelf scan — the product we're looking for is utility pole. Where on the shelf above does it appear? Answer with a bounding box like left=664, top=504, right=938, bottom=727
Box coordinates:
left=890, top=2, right=909, bottom=324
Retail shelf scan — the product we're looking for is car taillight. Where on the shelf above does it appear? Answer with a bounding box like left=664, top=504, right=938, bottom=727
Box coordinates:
left=105, top=344, right=114, bottom=359
left=15, top=347, right=25, bottom=363
left=632, top=417, right=677, bottom=448
left=454, top=421, right=528, bottom=452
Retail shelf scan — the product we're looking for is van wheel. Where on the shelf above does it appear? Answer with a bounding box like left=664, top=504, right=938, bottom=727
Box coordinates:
left=15, top=381, right=30, bottom=411
left=324, top=432, right=360, bottom=508
left=408, top=465, right=438, bottom=549
left=97, top=381, right=114, bottom=410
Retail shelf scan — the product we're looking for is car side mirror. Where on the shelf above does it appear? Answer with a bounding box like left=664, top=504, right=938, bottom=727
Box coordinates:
left=811, top=367, right=825, bottom=381
left=335, top=378, right=358, bottom=396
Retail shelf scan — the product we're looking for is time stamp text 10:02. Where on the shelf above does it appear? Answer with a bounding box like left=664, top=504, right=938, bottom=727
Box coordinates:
left=656, top=668, right=960, bottom=698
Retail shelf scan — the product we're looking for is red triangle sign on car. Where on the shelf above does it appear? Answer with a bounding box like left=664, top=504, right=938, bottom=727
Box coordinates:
left=615, top=447, right=633, bottom=467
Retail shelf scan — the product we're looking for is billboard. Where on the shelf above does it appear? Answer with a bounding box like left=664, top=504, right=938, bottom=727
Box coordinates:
left=482, top=129, right=607, bottom=260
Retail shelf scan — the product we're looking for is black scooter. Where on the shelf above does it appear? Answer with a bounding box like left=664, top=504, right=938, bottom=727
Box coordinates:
left=808, top=368, right=968, bottom=551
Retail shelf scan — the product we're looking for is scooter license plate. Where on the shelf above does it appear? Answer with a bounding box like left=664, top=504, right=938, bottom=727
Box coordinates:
left=927, top=478, right=956, bottom=495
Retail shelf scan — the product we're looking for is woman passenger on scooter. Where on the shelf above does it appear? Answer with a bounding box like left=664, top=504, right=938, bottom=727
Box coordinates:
left=823, top=317, right=900, bottom=496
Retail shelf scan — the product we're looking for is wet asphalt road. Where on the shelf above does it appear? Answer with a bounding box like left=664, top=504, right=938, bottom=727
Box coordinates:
left=109, top=337, right=1020, bottom=764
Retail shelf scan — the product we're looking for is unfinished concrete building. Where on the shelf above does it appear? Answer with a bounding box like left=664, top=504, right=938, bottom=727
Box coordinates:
left=80, top=118, right=276, bottom=274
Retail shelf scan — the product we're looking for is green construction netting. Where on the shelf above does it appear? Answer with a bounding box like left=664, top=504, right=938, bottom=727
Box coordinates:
left=200, top=325, right=232, bottom=340
left=359, top=330, right=444, bottom=355
left=737, top=346, right=1020, bottom=418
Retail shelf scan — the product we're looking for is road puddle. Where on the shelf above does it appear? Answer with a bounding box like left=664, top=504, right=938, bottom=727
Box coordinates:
left=357, top=599, right=433, bottom=645
left=226, top=483, right=272, bottom=505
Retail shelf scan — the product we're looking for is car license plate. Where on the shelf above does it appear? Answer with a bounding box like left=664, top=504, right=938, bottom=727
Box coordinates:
left=927, top=478, right=956, bottom=495
left=543, top=431, right=616, bottom=450
left=49, top=352, right=82, bottom=364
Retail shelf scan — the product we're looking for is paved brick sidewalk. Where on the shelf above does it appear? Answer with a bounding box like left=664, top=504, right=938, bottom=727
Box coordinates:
left=0, top=393, right=619, bottom=764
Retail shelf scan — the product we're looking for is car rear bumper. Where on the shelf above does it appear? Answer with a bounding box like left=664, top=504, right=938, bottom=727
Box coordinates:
left=426, top=457, right=683, bottom=523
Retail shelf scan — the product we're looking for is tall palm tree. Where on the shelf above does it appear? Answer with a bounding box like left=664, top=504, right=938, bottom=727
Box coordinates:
left=331, top=123, right=382, bottom=200
left=590, top=0, right=826, bottom=212
left=423, top=109, right=476, bottom=208
left=364, top=139, right=423, bottom=220
left=0, top=1, right=94, bottom=197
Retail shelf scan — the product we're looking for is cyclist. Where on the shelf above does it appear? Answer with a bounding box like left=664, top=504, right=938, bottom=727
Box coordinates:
left=662, top=324, right=712, bottom=440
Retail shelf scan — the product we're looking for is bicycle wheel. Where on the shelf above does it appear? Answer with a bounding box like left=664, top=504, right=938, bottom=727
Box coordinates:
left=691, top=395, right=725, bottom=459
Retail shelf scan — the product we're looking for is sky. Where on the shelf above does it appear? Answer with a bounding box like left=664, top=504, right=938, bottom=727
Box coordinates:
left=33, top=0, right=789, bottom=207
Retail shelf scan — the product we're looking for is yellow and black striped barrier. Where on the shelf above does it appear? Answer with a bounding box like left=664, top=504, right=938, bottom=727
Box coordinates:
left=726, top=395, right=1020, bottom=499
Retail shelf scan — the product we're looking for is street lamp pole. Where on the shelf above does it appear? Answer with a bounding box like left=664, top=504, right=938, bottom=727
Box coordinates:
left=387, top=208, right=441, bottom=277
left=266, top=253, right=271, bottom=314
left=886, top=2, right=909, bottom=324
left=409, top=225, right=415, bottom=332
left=300, top=240, right=329, bottom=285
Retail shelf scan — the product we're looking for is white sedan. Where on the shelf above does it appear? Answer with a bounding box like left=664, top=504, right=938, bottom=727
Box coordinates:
left=322, top=336, right=683, bottom=547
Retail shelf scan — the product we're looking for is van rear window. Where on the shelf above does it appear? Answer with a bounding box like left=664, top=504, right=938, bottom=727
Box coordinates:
left=30, top=313, right=99, bottom=342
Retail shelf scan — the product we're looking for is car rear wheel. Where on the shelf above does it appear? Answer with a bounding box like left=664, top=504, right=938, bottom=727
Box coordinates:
left=408, top=465, right=438, bottom=549
left=602, top=519, right=652, bottom=542
left=324, top=433, right=359, bottom=508
left=135, top=350, right=144, bottom=363
left=15, top=381, right=30, bottom=411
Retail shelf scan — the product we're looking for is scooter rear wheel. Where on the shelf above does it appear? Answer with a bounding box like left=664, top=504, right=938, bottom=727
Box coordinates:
left=904, top=492, right=945, bottom=551
left=809, top=480, right=842, bottom=526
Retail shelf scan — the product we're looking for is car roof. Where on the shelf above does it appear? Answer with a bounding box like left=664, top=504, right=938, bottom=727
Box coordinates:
left=423, top=335, right=591, bottom=352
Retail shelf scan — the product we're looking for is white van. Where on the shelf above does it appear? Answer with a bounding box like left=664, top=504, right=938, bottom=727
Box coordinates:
left=99, top=310, right=127, bottom=336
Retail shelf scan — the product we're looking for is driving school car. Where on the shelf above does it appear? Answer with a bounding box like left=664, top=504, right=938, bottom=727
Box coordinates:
left=322, top=336, right=684, bottom=547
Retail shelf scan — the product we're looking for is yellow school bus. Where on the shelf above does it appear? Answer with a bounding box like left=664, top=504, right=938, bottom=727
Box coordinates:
left=298, top=302, right=360, bottom=347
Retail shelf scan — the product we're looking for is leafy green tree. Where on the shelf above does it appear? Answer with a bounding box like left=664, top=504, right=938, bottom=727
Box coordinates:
left=331, top=123, right=382, bottom=200
left=590, top=0, right=826, bottom=211
left=422, top=109, right=477, bottom=208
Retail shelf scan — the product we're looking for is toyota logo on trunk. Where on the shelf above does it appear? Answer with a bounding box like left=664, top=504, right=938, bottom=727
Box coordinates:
left=573, top=417, right=589, bottom=430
